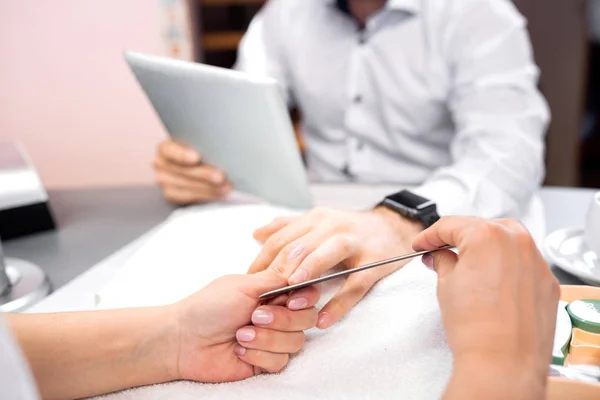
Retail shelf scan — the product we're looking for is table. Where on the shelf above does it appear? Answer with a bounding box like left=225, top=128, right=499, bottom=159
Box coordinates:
left=2, top=185, right=597, bottom=313
left=3, top=186, right=175, bottom=289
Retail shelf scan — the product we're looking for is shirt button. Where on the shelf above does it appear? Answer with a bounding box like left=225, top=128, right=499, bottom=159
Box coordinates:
left=353, top=95, right=362, bottom=104
left=357, top=141, right=365, bottom=150
left=358, top=33, right=367, bottom=45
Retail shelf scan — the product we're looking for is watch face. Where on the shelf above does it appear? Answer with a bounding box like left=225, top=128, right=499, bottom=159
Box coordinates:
left=387, top=190, right=434, bottom=210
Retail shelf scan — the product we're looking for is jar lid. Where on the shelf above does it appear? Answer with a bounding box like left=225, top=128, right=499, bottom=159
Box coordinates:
left=567, top=299, right=600, bottom=334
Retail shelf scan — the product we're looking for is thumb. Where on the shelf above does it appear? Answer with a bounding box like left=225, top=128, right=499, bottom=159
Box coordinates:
left=242, top=269, right=288, bottom=300
left=426, top=249, right=458, bottom=278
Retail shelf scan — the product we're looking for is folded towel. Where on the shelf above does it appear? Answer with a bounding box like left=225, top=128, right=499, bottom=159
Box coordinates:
left=95, top=261, right=451, bottom=400
left=93, top=201, right=545, bottom=399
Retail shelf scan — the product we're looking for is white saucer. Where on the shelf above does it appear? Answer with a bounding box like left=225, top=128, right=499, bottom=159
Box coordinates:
left=544, top=227, right=600, bottom=286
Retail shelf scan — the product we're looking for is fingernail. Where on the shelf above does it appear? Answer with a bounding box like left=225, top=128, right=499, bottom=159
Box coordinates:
left=317, top=312, right=332, bottom=329
left=287, top=244, right=304, bottom=260
left=236, top=328, right=256, bottom=342
left=252, top=309, right=274, bottom=325
left=422, top=254, right=434, bottom=270
left=287, top=297, right=308, bottom=311
left=186, top=150, right=199, bottom=164
left=234, top=345, right=246, bottom=356
left=289, top=268, right=308, bottom=285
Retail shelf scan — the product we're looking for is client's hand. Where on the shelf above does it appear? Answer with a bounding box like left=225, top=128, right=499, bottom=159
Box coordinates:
left=247, top=206, right=422, bottom=329
left=153, top=139, right=232, bottom=204
left=172, top=269, right=319, bottom=383
left=413, top=217, right=560, bottom=400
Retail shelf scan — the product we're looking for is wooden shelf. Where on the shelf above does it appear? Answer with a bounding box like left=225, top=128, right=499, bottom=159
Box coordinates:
left=201, top=0, right=265, bottom=6
left=202, top=31, right=245, bottom=51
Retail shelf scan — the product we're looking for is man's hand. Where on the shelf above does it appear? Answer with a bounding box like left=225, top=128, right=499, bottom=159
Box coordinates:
left=153, top=139, right=232, bottom=204
left=413, top=217, right=560, bottom=400
left=172, top=269, right=319, bottom=383
left=247, top=206, right=423, bottom=329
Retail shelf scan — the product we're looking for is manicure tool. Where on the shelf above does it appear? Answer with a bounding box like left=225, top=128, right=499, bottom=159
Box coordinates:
left=259, top=245, right=454, bottom=300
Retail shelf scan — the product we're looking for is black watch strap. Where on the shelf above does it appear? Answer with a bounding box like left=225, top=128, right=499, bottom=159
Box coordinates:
left=378, top=190, right=441, bottom=228
left=421, top=210, right=441, bottom=228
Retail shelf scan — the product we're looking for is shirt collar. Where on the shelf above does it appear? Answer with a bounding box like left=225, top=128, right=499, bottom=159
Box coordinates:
left=330, top=0, right=420, bottom=15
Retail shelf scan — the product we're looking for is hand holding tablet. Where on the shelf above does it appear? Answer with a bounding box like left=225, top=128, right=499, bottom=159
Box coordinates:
left=153, top=139, right=232, bottom=205
left=126, top=51, right=313, bottom=209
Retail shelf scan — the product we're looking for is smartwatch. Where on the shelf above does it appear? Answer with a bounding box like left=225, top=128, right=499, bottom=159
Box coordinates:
left=378, top=190, right=440, bottom=228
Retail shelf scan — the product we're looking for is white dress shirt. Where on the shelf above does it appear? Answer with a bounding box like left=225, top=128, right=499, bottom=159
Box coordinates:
left=235, top=0, right=549, bottom=218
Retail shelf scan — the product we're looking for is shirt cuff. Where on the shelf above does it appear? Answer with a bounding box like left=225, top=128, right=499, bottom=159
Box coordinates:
left=413, top=178, right=476, bottom=218
left=414, top=176, right=527, bottom=219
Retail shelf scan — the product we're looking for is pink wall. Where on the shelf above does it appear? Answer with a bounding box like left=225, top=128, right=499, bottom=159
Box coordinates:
left=0, top=0, right=177, bottom=188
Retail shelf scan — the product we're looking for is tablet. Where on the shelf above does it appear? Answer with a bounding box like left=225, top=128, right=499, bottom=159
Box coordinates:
left=125, top=51, right=313, bottom=209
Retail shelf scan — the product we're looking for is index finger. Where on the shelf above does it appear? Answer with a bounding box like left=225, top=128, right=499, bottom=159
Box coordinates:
left=158, top=140, right=200, bottom=166
left=253, top=216, right=298, bottom=243
left=247, top=218, right=313, bottom=274
left=412, top=216, right=482, bottom=252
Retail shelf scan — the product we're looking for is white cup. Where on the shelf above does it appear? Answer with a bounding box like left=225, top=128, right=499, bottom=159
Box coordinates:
left=585, top=191, right=600, bottom=256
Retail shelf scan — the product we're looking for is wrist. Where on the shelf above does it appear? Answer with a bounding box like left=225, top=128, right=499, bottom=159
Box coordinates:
left=153, top=304, right=183, bottom=382
left=168, top=299, right=213, bottom=382
left=450, top=353, right=546, bottom=400
left=372, top=206, right=424, bottom=240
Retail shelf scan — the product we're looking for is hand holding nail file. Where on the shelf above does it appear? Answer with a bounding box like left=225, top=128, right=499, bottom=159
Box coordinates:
left=259, top=245, right=455, bottom=300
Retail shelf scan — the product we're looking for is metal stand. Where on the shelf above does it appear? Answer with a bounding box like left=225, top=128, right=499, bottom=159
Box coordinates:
left=0, top=240, right=52, bottom=312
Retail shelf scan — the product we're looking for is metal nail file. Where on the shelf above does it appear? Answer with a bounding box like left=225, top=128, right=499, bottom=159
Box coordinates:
left=259, top=245, right=455, bottom=300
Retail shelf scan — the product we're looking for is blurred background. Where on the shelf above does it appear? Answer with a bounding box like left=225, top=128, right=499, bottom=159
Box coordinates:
left=0, top=0, right=598, bottom=189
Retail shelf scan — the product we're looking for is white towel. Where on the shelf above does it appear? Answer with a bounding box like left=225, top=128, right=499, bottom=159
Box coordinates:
left=93, top=202, right=545, bottom=399
left=95, top=263, right=451, bottom=400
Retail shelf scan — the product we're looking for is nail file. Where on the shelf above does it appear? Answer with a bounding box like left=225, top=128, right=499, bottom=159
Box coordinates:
left=259, top=245, right=455, bottom=300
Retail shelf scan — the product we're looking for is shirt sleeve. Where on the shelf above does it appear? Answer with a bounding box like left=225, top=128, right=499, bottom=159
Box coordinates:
left=0, top=317, right=39, bottom=399
left=233, top=0, right=293, bottom=105
left=413, top=0, right=550, bottom=219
